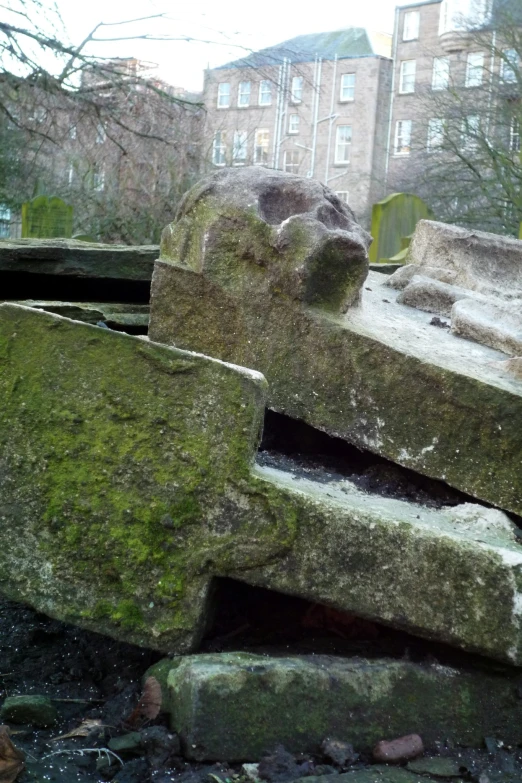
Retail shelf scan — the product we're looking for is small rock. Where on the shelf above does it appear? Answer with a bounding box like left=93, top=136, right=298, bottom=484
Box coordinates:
left=242, top=763, right=261, bottom=783
left=140, top=725, right=180, bottom=768
left=258, top=746, right=308, bottom=783
left=321, top=739, right=358, bottom=767
left=0, top=695, right=57, bottom=727
left=372, top=734, right=424, bottom=764
left=407, top=756, right=462, bottom=777
left=108, top=732, right=143, bottom=754
left=112, top=758, right=149, bottom=783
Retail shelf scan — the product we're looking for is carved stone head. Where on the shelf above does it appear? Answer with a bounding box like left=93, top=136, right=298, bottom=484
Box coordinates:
left=160, top=167, right=371, bottom=312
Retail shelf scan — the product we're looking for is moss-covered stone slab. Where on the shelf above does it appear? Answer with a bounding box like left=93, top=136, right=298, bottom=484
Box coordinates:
left=0, top=303, right=276, bottom=651
left=296, top=772, right=450, bottom=783
left=0, top=238, right=157, bottom=280
left=3, top=304, right=522, bottom=663
left=167, top=653, right=522, bottom=761
left=10, top=300, right=150, bottom=328
left=149, top=260, right=522, bottom=516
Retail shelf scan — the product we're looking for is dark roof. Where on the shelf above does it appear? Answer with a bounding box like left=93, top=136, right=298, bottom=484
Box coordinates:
left=216, top=28, right=381, bottom=70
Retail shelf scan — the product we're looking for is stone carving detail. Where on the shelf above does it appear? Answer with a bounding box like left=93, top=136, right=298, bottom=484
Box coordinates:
left=387, top=220, right=522, bottom=360
left=160, top=166, right=372, bottom=312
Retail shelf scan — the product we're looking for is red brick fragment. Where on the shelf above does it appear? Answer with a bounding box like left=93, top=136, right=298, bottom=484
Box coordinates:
left=372, top=734, right=424, bottom=764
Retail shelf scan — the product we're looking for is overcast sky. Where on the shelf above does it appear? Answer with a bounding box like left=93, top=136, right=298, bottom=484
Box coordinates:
left=58, top=0, right=398, bottom=91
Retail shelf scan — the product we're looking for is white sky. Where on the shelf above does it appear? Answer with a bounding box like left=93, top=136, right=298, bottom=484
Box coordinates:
left=58, top=0, right=398, bottom=91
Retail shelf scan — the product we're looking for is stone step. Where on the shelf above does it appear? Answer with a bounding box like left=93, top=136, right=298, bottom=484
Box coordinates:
left=163, top=653, right=522, bottom=761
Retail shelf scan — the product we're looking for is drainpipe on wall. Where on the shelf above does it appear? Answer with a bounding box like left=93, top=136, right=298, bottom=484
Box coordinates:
left=384, top=5, right=400, bottom=189
left=272, top=64, right=284, bottom=168
left=485, top=31, right=496, bottom=139
left=309, top=57, right=323, bottom=178
left=275, top=58, right=289, bottom=170
left=325, top=54, right=338, bottom=184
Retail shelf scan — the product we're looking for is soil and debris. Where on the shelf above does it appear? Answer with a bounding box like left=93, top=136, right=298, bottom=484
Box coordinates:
left=1, top=595, right=522, bottom=783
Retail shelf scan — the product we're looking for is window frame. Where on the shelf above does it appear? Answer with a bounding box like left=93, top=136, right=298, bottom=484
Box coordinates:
left=258, top=80, right=272, bottom=106
left=427, top=118, right=445, bottom=153
left=399, top=60, right=416, bottom=94
left=237, top=81, right=251, bottom=107
left=394, top=119, right=412, bottom=155
left=501, top=49, right=519, bottom=83
left=212, top=130, right=227, bottom=166
left=254, top=128, right=270, bottom=165
left=232, top=130, right=248, bottom=165
left=283, top=149, right=300, bottom=174
left=335, top=125, right=352, bottom=164
left=335, top=191, right=350, bottom=204
left=290, top=76, right=303, bottom=103
left=403, top=10, right=420, bottom=41
left=465, top=52, right=484, bottom=88
left=432, top=56, right=450, bottom=91
left=217, top=83, right=231, bottom=108
left=339, top=73, right=355, bottom=102
left=288, top=114, right=300, bottom=134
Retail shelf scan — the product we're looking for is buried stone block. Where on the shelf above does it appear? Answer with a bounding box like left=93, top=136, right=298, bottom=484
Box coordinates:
left=166, top=653, right=522, bottom=761
left=149, top=170, right=522, bottom=516
left=4, top=305, right=522, bottom=662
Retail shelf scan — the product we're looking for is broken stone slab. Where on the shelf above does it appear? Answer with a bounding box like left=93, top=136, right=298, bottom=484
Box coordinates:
left=4, top=304, right=522, bottom=663
left=150, top=199, right=522, bottom=516
left=166, top=653, right=522, bottom=761
left=451, top=298, right=522, bottom=357
left=385, top=263, right=458, bottom=291
left=402, top=219, right=522, bottom=301
left=396, top=276, right=488, bottom=318
left=10, top=300, right=150, bottom=328
left=0, top=238, right=158, bottom=280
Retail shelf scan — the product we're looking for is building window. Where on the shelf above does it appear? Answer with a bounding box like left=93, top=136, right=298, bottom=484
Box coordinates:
left=238, top=81, right=251, bottom=107
left=259, top=81, right=272, bottom=106
left=439, top=0, right=490, bottom=34
left=217, top=83, right=230, bottom=108
left=69, top=126, right=77, bottom=140
left=340, top=73, right=355, bottom=102
left=96, top=123, right=106, bottom=144
left=403, top=11, right=420, bottom=41
left=93, top=164, right=105, bottom=191
left=283, top=149, right=300, bottom=173
left=291, top=76, right=303, bottom=103
left=335, top=125, right=352, bottom=164
left=254, top=129, right=270, bottom=164
left=432, top=57, right=450, bottom=90
left=394, top=120, right=412, bottom=155
left=461, top=115, right=480, bottom=150
left=336, top=191, right=349, bottom=204
left=233, top=130, right=248, bottom=164
left=465, top=52, right=484, bottom=87
left=399, top=60, right=416, bottom=94
left=288, top=114, right=299, bottom=134
left=501, top=49, right=519, bottom=83
left=510, top=118, right=521, bottom=152
left=427, top=118, right=445, bottom=152
left=0, top=206, right=10, bottom=238
left=212, top=131, right=226, bottom=165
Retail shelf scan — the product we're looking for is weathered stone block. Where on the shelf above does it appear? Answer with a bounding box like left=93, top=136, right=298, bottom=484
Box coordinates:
left=3, top=305, right=522, bottom=663
left=404, top=220, right=522, bottom=300
left=0, top=238, right=157, bottom=280
left=451, top=299, right=522, bottom=357
left=167, top=653, right=522, bottom=761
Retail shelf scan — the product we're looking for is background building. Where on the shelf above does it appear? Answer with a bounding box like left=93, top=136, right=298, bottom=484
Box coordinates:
left=203, top=30, right=393, bottom=225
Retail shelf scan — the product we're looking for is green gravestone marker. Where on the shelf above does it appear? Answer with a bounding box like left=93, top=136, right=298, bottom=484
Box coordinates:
left=21, top=196, right=73, bottom=239
left=369, top=192, right=432, bottom=264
